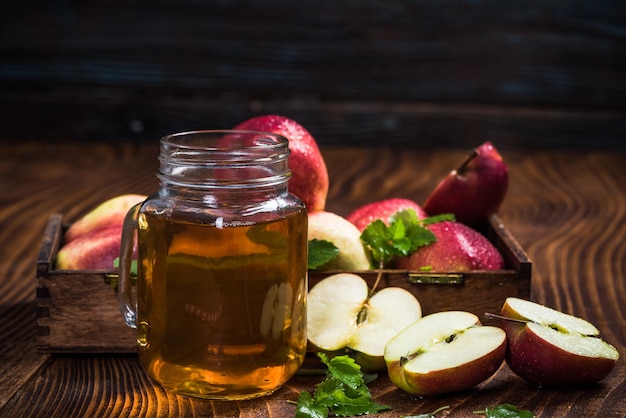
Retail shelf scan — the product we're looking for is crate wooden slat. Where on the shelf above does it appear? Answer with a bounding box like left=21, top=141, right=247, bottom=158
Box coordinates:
left=36, top=214, right=136, bottom=353
left=36, top=213, right=531, bottom=353
left=309, top=215, right=532, bottom=318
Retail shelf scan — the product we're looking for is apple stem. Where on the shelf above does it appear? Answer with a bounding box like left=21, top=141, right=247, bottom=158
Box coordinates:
left=457, top=148, right=479, bottom=174
left=484, top=312, right=528, bottom=324
left=370, top=258, right=385, bottom=295
left=430, top=405, right=450, bottom=416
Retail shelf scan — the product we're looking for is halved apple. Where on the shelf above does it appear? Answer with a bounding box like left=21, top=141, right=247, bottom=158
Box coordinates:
left=384, top=311, right=506, bottom=396
left=308, top=211, right=372, bottom=270
left=498, top=297, right=620, bottom=387
left=307, top=273, right=422, bottom=371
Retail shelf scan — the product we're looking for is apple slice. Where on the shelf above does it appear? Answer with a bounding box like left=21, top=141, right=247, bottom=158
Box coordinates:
left=384, top=311, right=506, bottom=396
left=497, top=297, right=620, bottom=387
left=349, top=286, right=424, bottom=371
left=308, top=211, right=372, bottom=270
left=307, top=273, right=368, bottom=351
left=307, top=273, right=422, bottom=371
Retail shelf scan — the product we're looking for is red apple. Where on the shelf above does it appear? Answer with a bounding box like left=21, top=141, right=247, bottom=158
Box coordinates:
left=498, top=297, right=620, bottom=387
left=233, top=115, right=329, bottom=212
left=396, top=221, right=504, bottom=271
left=57, top=226, right=131, bottom=270
left=423, top=142, right=508, bottom=227
left=384, top=311, right=506, bottom=396
left=346, top=198, right=428, bottom=232
left=64, top=194, right=147, bottom=243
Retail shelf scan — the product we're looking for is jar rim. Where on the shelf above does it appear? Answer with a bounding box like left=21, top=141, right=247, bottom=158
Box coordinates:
left=157, top=129, right=292, bottom=189
left=160, top=129, right=289, bottom=151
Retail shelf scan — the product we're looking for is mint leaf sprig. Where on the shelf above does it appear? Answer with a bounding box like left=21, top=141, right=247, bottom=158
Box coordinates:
left=295, top=353, right=391, bottom=418
left=360, top=209, right=454, bottom=269
left=308, top=239, right=340, bottom=270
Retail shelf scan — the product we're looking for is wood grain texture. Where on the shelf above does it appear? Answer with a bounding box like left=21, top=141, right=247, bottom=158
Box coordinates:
left=1, top=1, right=625, bottom=148
left=0, top=141, right=624, bottom=417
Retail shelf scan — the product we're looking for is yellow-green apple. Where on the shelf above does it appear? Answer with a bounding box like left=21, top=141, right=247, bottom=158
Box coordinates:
left=497, top=297, right=620, bottom=387
left=308, top=211, right=372, bottom=270
left=384, top=311, right=506, bottom=396
left=57, top=226, right=132, bottom=270
left=423, top=142, right=508, bottom=227
left=233, top=115, right=329, bottom=212
left=346, top=198, right=428, bottom=232
left=307, top=273, right=422, bottom=371
left=64, top=194, right=147, bottom=243
left=396, top=220, right=504, bottom=271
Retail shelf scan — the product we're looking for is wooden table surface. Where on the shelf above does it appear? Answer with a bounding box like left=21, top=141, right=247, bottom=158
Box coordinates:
left=1, top=141, right=624, bottom=417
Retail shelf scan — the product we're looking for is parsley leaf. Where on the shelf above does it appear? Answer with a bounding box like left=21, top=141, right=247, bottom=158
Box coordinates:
left=295, top=391, right=328, bottom=418
left=295, top=353, right=391, bottom=418
left=474, top=404, right=535, bottom=418
left=360, top=209, right=454, bottom=267
left=308, top=239, right=340, bottom=270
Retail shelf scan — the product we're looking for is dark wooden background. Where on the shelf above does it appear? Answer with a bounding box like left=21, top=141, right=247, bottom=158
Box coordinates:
left=1, top=1, right=625, bottom=149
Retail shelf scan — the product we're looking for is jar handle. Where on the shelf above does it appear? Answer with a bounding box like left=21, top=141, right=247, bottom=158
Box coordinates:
left=118, top=201, right=143, bottom=329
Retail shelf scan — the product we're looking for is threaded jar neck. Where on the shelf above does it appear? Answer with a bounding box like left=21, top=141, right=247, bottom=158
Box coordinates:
left=157, top=130, right=291, bottom=190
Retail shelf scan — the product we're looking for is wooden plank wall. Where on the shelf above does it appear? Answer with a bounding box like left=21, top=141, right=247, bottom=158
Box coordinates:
left=1, top=1, right=625, bottom=149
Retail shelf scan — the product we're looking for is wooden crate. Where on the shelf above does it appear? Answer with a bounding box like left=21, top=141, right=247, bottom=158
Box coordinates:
left=36, top=213, right=531, bottom=353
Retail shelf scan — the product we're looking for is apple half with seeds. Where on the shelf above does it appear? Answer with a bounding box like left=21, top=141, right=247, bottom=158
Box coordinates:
left=498, top=297, right=620, bottom=387
left=307, top=273, right=422, bottom=371
left=384, top=311, right=506, bottom=396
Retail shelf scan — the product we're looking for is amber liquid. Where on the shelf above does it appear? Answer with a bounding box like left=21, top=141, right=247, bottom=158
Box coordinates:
left=135, top=209, right=308, bottom=399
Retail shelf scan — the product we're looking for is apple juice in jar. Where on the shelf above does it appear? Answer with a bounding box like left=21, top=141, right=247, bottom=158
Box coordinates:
left=118, top=130, right=308, bottom=400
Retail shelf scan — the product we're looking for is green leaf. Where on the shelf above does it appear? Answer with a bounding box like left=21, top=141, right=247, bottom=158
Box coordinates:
left=112, top=257, right=137, bottom=276
left=360, top=209, right=452, bottom=267
left=294, top=353, right=391, bottom=418
left=474, top=404, right=535, bottom=418
left=308, top=239, right=340, bottom=269
left=295, top=391, right=329, bottom=418
left=420, top=213, right=456, bottom=225
left=360, top=219, right=397, bottom=264
left=323, top=353, right=365, bottom=392
left=110, top=257, right=137, bottom=290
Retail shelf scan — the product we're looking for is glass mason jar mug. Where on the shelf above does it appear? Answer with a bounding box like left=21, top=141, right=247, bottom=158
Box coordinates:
left=118, top=130, right=308, bottom=400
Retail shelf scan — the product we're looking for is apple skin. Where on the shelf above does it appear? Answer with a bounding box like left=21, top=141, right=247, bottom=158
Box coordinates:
left=386, top=335, right=505, bottom=396
left=308, top=211, right=372, bottom=270
left=346, top=198, right=428, bottom=232
left=384, top=311, right=506, bottom=396
left=56, top=226, right=131, bottom=270
left=233, top=115, right=329, bottom=212
left=499, top=298, right=620, bottom=387
left=423, top=142, right=508, bottom=227
left=396, top=221, right=504, bottom=271
left=64, top=194, right=147, bottom=243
